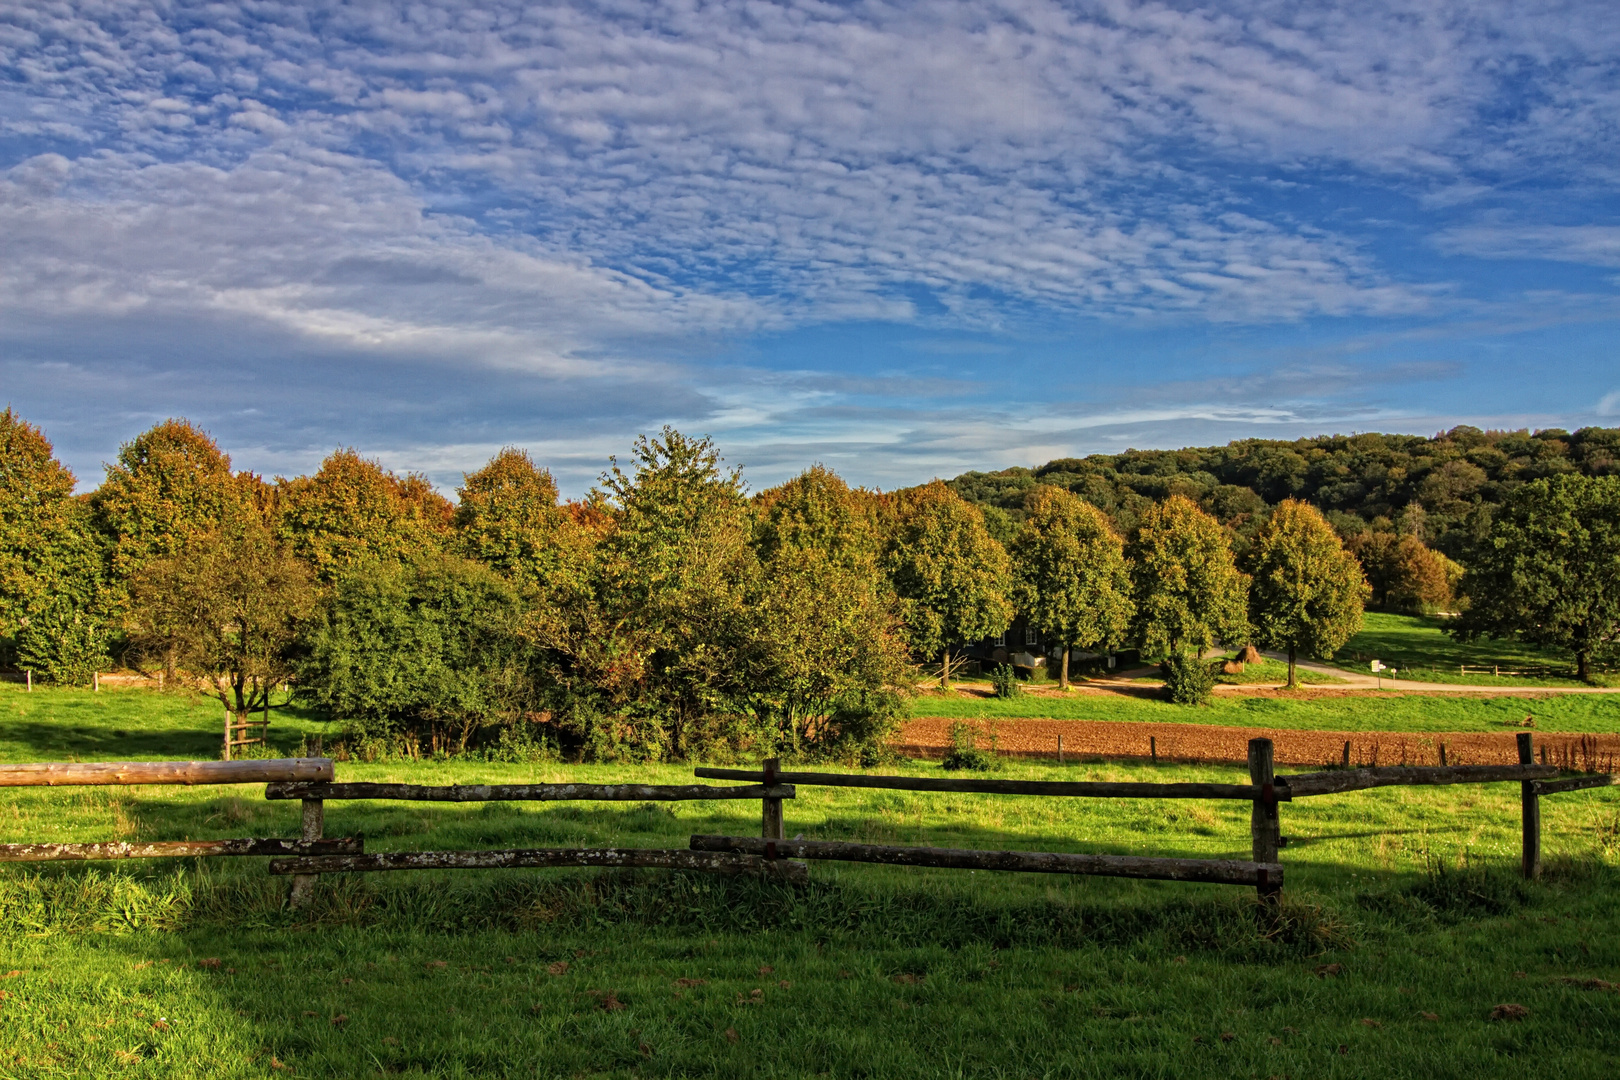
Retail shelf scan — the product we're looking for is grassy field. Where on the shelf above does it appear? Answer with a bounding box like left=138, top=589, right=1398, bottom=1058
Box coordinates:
left=910, top=683, right=1620, bottom=733
left=4, top=687, right=1620, bottom=1077
left=1332, top=613, right=1607, bottom=687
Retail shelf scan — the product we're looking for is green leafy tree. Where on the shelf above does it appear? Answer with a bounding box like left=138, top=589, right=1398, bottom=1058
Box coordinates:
left=746, top=467, right=909, bottom=754
left=1013, top=486, right=1134, bottom=689
left=592, top=428, right=758, bottom=757
left=125, top=523, right=317, bottom=749
left=1347, top=530, right=1460, bottom=613
left=297, top=552, right=535, bottom=754
left=884, top=480, right=1013, bottom=686
left=0, top=411, right=111, bottom=684
left=91, top=419, right=251, bottom=593
left=454, top=448, right=566, bottom=585
left=1246, top=499, right=1367, bottom=687
left=275, top=449, right=451, bottom=581
left=1127, top=494, right=1248, bottom=660
left=1454, top=474, right=1620, bottom=680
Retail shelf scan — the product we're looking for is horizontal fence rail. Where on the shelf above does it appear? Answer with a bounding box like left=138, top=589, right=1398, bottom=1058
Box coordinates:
left=1278, top=763, right=1557, bottom=797
left=1532, top=773, right=1620, bottom=796
left=693, top=767, right=1273, bottom=801
left=0, top=837, right=362, bottom=862
left=268, top=847, right=806, bottom=883
left=0, top=758, right=334, bottom=788
left=265, top=780, right=795, bottom=803
left=690, top=835, right=1282, bottom=887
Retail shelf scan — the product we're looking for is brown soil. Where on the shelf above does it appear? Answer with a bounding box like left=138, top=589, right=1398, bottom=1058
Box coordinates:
left=899, top=717, right=1620, bottom=771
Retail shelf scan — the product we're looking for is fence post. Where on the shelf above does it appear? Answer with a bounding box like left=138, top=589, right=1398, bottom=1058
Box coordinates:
left=1150, top=736, right=1156, bottom=764
left=1057, top=735, right=1064, bottom=765
left=24, top=670, right=30, bottom=692
left=761, top=758, right=784, bottom=841
left=93, top=672, right=100, bottom=693
left=1518, top=732, right=1540, bottom=880
left=288, top=797, right=324, bottom=908
left=1342, top=741, right=1350, bottom=768
left=222, top=708, right=232, bottom=762
left=1249, top=738, right=1280, bottom=902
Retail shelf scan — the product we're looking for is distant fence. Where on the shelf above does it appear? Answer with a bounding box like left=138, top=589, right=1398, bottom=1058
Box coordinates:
left=1, top=735, right=1614, bottom=907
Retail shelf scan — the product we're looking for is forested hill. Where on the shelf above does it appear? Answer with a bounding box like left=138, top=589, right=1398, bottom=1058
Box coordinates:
left=946, top=426, right=1620, bottom=557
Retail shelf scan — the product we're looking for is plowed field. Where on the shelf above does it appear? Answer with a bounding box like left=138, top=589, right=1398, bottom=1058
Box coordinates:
left=899, top=716, right=1620, bottom=770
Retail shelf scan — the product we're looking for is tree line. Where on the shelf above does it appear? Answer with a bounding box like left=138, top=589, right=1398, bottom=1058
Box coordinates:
left=2, top=410, right=1616, bottom=759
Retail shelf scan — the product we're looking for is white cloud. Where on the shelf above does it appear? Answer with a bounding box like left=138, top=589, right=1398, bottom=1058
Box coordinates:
left=1433, top=225, right=1620, bottom=268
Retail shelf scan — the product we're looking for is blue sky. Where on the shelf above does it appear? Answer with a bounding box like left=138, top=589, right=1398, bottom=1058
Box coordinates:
left=2, top=1, right=1617, bottom=495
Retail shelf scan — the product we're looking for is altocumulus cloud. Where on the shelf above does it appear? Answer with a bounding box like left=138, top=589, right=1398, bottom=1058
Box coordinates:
left=1, top=0, right=1617, bottom=492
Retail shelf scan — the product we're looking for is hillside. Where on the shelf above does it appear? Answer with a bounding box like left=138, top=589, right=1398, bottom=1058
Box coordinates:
left=946, top=425, right=1620, bottom=555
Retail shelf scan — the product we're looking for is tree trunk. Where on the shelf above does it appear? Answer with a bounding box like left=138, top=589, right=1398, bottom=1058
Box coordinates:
left=940, top=648, right=953, bottom=689
left=1287, top=643, right=1297, bottom=689
left=1060, top=646, right=1070, bottom=690
left=1576, top=650, right=1589, bottom=682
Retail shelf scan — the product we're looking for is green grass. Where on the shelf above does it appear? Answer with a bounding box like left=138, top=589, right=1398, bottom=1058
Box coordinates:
left=4, top=687, right=1620, bottom=1077
left=910, top=684, right=1620, bottom=732
left=1333, top=613, right=1607, bottom=687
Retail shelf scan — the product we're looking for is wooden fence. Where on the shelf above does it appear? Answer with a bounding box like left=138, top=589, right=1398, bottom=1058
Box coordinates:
left=1, top=735, right=1614, bottom=908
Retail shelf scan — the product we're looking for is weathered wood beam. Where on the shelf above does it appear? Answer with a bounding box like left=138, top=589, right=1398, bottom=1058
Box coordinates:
left=1279, top=763, right=1557, bottom=797
left=1531, top=773, right=1619, bottom=796
left=0, top=758, right=334, bottom=788
left=690, top=835, right=1280, bottom=887
left=0, top=837, right=361, bottom=862
left=693, top=768, right=1269, bottom=801
left=264, top=781, right=794, bottom=803
left=267, top=847, right=807, bottom=882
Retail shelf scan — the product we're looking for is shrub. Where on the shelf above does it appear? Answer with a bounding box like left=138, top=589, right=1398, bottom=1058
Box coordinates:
left=941, top=720, right=999, bottom=771
left=1162, top=651, right=1217, bottom=705
left=989, top=663, right=1022, bottom=698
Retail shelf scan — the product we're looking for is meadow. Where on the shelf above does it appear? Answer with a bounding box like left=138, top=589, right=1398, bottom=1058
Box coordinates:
left=3, top=684, right=1619, bottom=1078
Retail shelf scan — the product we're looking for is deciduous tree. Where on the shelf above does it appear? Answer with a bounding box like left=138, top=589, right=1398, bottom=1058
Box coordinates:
left=276, top=449, right=450, bottom=581
left=296, top=551, right=534, bottom=755
left=1013, top=486, right=1133, bottom=689
left=91, top=419, right=251, bottom=592
left=1454, top=474, right=1620, bottom=680
left=884, top=481, right=1013, bottom=686
left=747, top=467, right=908, bottom=753
left=454, top=447, right=566, bottom=585
left=1246, top=499, right=1367, bottom=687
left=125, top=522, right=316, bottom=748
left=1127, top=494, right=1248, bottom=661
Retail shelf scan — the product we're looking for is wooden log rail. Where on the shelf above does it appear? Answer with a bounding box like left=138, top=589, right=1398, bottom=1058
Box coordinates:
left=693, top=768, right=1272, bottom=801
left=1277, top=763, right=1558, bottom=797
left=264, top=780, right=795, bottom=803
left=1532, top=773, right=1619, bottom=796
left=268, top=847, right=807, bottom=883
left=0, top=837, right=362, bottom=862
left=690, top=835, right=1280, bottom=887
left=0, top=758, right=334, bottom=787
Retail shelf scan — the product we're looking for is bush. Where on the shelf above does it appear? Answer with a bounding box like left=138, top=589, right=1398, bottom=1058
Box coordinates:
left=989, top=663, right=1021, bottom=698
left=1162, top=651, right=1217, bottom=705
left=296, top=553, right=542, bottom=753
left=941, top=720, right=999, bottom=771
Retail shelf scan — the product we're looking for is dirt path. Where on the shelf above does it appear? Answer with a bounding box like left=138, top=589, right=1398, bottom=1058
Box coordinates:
left=898, top=716, right=1620, bottom=770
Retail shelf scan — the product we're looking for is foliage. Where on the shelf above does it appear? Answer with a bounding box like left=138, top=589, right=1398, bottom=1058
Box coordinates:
left=453, top=447, right=566, bottom=586
left=1246, top=499, right=1367, bottom=687
left=0, top=409, right=78, bottom=646
left=296, top=552, right=538, bottom=753
left=275, top=449, right=451, bottom=582
left=949, top=425, right=1620, bottom=556
left=0, top=411, right=111, bottom=683
left=1126, top=495, right=1249, bottom=658
left=585, top=427, right=758, bottom=758
left=884, top=480, right=1014, bottom=686
left=124, top=521, right=316, bottom=720
left=1161, top=651, right=1217, bottom=705
left=744, top=467, right=910, bottom=756
left=1013, top=485, right=1134, bottom=687
left=89, top=419, right=252, bottom=595
left=1347, top=530, right=1461, bottom=612
left=1453, top=473, right=1620, bottom=680
left=940, top=719, right=1000, bottom=770
left=989, top=662, right=1022, bottom=698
